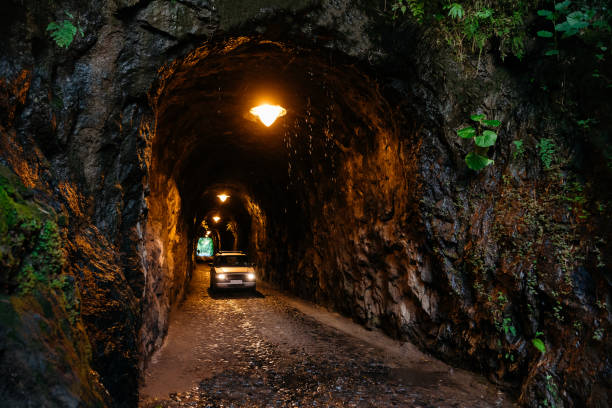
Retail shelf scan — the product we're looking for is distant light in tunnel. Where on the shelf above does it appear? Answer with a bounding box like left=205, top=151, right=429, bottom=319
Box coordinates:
left=212, top=216, right=221, bottom=223
left=249, top=104, right=286, bottom=127
left=217, top=193, right=230, bottom=202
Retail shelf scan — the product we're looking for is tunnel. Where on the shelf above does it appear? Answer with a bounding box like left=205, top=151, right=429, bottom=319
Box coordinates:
left=1, top=1, right=610, bottom=406
left=138, top=37, right=423, bottom=359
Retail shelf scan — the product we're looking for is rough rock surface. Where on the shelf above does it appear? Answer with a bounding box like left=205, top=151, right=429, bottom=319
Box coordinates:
left=0, top=0, right=609, bottom=406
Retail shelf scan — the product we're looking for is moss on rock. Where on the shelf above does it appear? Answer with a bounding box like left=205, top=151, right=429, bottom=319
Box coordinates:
left=0, top=164, right=108, bottom=406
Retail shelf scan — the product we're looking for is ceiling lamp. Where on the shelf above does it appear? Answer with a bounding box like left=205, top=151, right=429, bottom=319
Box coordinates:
left=217, top=193, right=229, bottom=202
left=249, top=104, right=286, bottom=127
left=212, top=216, right=221, bottom=223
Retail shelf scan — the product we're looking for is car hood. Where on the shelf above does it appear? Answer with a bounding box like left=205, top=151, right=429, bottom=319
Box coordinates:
left=216, top=267, right=253, bottom=273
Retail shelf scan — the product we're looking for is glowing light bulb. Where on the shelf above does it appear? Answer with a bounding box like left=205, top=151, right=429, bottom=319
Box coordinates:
left=217, top=194, right=229, bottom=202
left=250, top=104, right=286, bottom=127
left=212, top=216, right=221, bottom=223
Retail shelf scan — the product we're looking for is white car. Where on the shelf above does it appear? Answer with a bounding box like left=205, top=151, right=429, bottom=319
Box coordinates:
left=209, top=251, right=256, bottom=292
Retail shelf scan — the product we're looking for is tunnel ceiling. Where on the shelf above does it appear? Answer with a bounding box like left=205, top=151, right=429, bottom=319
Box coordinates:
left=151, top=37, right=393, bottom=219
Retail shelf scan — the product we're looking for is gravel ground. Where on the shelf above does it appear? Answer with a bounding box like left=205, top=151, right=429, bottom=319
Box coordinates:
left=139, top=265, right=514, bottom=407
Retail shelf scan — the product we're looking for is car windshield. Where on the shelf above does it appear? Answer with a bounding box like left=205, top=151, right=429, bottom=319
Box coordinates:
left=215, top=255, right=249, bottom=267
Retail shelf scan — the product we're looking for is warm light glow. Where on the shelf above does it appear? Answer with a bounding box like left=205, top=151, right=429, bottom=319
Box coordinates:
left=217, top=194, right=229, bottom=202
left=212, top=216, right=221, bottom=223
left=217, top=274, right=226, bottom=280
left=206, top=231, right=211, bottom=236
left=247, top=273, right=255, bottom=280
left=250, top=104, right=286, bottom=127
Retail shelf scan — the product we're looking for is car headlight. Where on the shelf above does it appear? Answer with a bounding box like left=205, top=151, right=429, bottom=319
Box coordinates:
left=247, top=273, right=255, bottom=280
left=217, top=274, right=226, bottom=280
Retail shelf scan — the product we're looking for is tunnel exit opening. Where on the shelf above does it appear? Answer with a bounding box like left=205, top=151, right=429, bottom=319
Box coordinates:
left=196, top=237, right=213, bottom=257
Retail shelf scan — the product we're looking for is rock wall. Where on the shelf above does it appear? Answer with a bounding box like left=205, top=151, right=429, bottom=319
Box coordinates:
left=264, top=13, right=611, bottom=407
left=0, top=0, right=609, bottom=406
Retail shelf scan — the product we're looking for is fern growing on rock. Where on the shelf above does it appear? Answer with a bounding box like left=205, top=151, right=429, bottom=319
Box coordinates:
left=47, top=12, right=83, bottom=49
left=538, top=138, right=556, bottom=169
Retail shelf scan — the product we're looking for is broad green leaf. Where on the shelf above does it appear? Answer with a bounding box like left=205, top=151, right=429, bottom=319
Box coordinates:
left=532, top=338, right=546, bottom=353
left=470, top=113, right=486, bottom=122
left=555, top=0, right=571, bottom=11
left=568, top=20, right=588, bottom=29
left=537, top=30, right=553, bottom=38
left=475, top=130, right=497, bottom=147
left=457, top=126, right=476, bottom=139
left=482, top=119, right=501, bottom=127
left=566, top=11, right=588, bottom=28
left=465, top=152, right=493, bottom=171
left=537, top=9, right=554, bottom=20
left=545, top=49, right=560, bottom=56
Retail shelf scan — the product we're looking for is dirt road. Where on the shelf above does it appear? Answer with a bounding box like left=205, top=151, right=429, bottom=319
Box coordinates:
left=139, top=265, right=513, bottom=407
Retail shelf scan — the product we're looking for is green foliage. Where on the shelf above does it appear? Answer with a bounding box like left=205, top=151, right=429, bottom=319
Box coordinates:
left=532, top=337, right=546, bottom=353
left=576, top=118, right=597, bottom=129
left=457, top=113, right=500, bottom=171
left=465, top=152, right=493, bottom=170
left=446, top=3, right=465, bottom=19
left=390, top=0, right=611, bottom=64
left=538, top=138, right=556, bottom=169
left=502, top=317, right=517, bottom=337
left=392, top=0, right=424, bottom=21
left=434, top=0, right=531, bottom=60
left=562, top=181, right=590, bottom=220
left=532, top=331, right=546, bottom=353
left=536, top=0, right=612, bottom=64
left=512, top=139, right=525, bottom=160
left=537, top=30, right=554, bottom=38
left=592, top=328, right=604, bottom=341
left=475, top=130, right=498, bottom=147
left=47, top=12, right=83, bottom=49
left=0, top=166, right=65, bottom=295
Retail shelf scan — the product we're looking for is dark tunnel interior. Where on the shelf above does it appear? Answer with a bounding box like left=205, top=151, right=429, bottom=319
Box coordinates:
left=145, top=37, right=406, bottom=302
